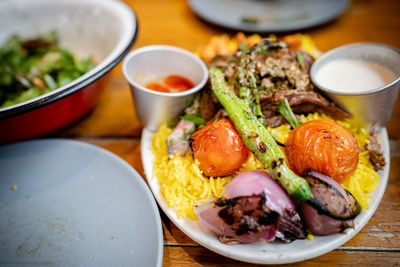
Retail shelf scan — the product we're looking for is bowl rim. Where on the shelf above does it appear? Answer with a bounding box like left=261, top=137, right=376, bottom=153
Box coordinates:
left=122, top=45, right=209, bottom=98
left=0, top=0, right=138, bottom=120
left=310, top=42, right=400, bottom=96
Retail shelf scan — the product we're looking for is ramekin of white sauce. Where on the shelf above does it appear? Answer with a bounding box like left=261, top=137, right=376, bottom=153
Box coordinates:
left=310, top=43, right=400, bottom=130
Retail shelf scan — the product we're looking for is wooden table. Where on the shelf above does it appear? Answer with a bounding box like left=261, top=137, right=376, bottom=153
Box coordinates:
left=53, top=0, right=400, bottom=265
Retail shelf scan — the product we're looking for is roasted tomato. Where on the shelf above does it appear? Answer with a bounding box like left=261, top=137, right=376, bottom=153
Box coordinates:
left=191, top=119, right=249, bottom=177
left=285, top=120, right=359, bottom=183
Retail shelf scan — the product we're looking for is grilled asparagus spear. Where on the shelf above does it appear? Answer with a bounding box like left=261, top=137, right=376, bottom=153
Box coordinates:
left=210, top=66, right=312, bottom=202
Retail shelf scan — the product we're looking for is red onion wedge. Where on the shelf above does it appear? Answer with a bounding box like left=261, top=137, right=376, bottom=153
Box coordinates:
left=194, top=170, right=306, bottom=244
left=301, top=169, right=360, bottom=235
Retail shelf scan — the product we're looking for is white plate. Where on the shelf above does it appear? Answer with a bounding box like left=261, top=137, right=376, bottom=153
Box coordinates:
left=188, top=0, right=349, bottom=33
left=0, top=139, right=163, bottom=267
left=141, top=128, right=389, bottom=264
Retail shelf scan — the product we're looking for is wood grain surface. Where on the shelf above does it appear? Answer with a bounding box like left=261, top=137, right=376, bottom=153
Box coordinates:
left=52, top=0, right=400, bottom=266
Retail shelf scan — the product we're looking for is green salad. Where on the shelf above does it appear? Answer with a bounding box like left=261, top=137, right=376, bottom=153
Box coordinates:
left=0, top=31, right=95, bottom=108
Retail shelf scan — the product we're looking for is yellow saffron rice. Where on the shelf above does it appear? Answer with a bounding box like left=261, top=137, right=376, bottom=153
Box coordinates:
left=152, top=113, right=381, bottom=219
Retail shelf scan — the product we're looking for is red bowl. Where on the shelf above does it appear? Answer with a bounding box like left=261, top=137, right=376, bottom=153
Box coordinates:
left=0, top=0, right=138, bottom=144
left=0, top=75, right=110, bottom=144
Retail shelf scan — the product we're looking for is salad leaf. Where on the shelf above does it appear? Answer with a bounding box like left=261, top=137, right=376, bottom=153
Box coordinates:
left=181, top=114, right=206, bottom=126
left=0, top=31, right=95, bottom=108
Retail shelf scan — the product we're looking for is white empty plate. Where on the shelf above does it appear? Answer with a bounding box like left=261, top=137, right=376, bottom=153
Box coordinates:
left=141, top=127, right=389, bottom=264
left=0, top=139, right=163, bottom=267
left=188, top=0, right=349, bottom=32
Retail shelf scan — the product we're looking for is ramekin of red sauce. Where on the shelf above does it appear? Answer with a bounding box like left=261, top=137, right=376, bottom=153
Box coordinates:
left=122, top=45, right=208, bottom=131
left=145, top=75, right=194, bottom=93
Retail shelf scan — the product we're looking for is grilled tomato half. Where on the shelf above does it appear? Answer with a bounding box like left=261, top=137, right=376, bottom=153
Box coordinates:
left=285, top=120, right=359, bottom=183
left=191, top=119, right=249, bottom=177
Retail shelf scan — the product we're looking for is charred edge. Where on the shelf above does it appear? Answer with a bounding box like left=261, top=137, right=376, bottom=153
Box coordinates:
left=281, top=232, right=297, bottom=243
left=339, top=223, right=347, bottom=233
left=244, top=109, right=252, bottom=114
left=304, top=169, right=343, bottom=197
left=216, top=194, right=261, bottom=208
left=271, top=160, right=277, bottom=169
left=271, top=158, right=284, bottom=169
left=276, top=209, right=307, bottom=242
left=238, top=213, right=278, bottom=236
left=217, top=193, right=279, bottom=236
left=215, top=197, right=235, bottom=207
left=258, top=192, right=266, bottom=208
left=274, top=138, right=286, bottom=147
left=218, top=207, right=235, bottom=225
left=258, top=211, right=279, bottom=226
left=236, top=223, right=251, bottom=236
left=257, top=141, right=268, bottom=153
left=248, top=131, right=259, bottom=138
left=305, top=197, right=360, bottom=221
left=306, top=197, right=331, bottom=218
left=280, top=229, right=303, bottom=243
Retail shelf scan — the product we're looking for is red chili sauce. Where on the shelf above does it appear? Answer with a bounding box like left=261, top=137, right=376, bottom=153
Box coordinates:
left=145, top=75, right=194, bottom=93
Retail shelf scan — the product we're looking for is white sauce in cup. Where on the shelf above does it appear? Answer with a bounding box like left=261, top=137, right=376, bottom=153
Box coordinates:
left=315, top=58, right=397, bottom=93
